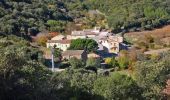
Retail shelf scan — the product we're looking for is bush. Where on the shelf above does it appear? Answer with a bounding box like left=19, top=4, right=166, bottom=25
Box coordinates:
left=117, top=56, right=129, bottom=69
left=69, top=57, right=84, bottom=69
left=59, top=62, right=70, bottom=69
left=93, top=72, right=143, bottom=99
left=86, top=57, right=100, bottom=68
left=105, top=57, right=117, bottom=68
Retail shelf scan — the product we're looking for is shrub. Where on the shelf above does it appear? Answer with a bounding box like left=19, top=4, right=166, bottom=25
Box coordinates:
left=86, top=57, right=100, bottom=68
left=59, top=62, right=70, bottom=69
left=105, top=57, right=117, bottom=68
left=69, top=57, right=84, bottom=69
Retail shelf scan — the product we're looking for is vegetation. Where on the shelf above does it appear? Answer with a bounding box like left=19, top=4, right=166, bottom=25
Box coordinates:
left=93, top=72, right=143, bottom=99
left=105, top=57, right=118, bottom=68
left=1, top=0, right=170, bottom=100
left=69, top=57, right=84, bottom=69
left=1, top=0, right=170, bottom=37
left=134, top=52, right=170, bottom=99
left=69, top=38, right=98, bottom=52
left=87, top=0, right=170, bottom=32
left=86, top=57, right=100, bottom=68
left=0, top=0, right=72, bottom=36
left=1, top=35, right=170, bottom=99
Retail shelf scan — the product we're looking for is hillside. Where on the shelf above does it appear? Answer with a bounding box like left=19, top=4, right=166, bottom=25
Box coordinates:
left=0, top=0, right=72, bottom=36
left=125, top=25, right=170, bottom=39
left=87, top=0, right=170, bottom=32
left=125, top=25, right=170, bottom=51
left=1, top=1, right=170, bottom=100
left=1, top=0, right=170, bottom=37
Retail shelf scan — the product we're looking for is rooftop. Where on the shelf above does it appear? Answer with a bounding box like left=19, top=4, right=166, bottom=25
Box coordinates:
left=47, top=40, right=71, bottom=44
left=71, top=31, right=98, bottom=36
left=88, top=53, right=100, bottom=58
left=51, top=34, right=66, bottom=40
left=62, top=50, right=85, bottom=56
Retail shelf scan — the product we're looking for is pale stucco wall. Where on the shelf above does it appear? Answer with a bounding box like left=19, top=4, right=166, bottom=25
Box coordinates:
left=46, top=43, right=70, bottom=51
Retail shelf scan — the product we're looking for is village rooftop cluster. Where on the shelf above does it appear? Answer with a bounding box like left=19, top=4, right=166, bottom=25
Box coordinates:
left=46, top=27, right=124, bottom=62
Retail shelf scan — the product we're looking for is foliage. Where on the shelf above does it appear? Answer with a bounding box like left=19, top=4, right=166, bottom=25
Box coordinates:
left=54, top=48, right=62, bottom=62
left=69, top=38, right=98, bottom=52
left=134, top=52, right=170, bottom=99
left=93, top=72, right=143, bottom=100
left=86, top=57, right=100, bottom=68
left=59, top=62, right=70, bottom=69
left=69, top=57, right=84, bottom=69
left=117, top=56, right=129, bottom=69
left=87, top=0, right=170, bottom=32
left=0, top=0, right=71, bottom=35
left=117, top=50, right=130, bottom=69
left=47, top=20, right=66, bottom=32
left=2, top=35, right=170, bottom=100
left=105, top=57, right=117, bottom=68
left=51, top=68, right=100, bottom=100
left=35, top=34, right=49, bottom=46
left=0, top=35, right=51, bottom=100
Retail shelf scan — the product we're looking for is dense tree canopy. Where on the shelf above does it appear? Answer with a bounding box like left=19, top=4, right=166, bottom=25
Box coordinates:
left=1, top=35, right=170, bottom=100
left=1, top=0, right=170, bottom=36
left=86, top=0, right=170, bottom=32
left=0, top=0, right=71, bottom=36
left=0, top=35, right=51, bottom=100
left=134, top=52, right=170, bottom=99
left=93, top=72, right=143, bottom=100
left=1, top=0, right=170, bottom=100
left=69, top=38, right=98, bottom=52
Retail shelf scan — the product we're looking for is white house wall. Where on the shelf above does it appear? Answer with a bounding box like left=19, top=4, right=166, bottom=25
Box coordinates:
left=46, top=43, right=70, bottom=51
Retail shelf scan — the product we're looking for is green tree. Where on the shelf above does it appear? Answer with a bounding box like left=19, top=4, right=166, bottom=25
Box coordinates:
left=93, top=72, right=143, bottom=100
left=47, top=20, right=66, bottom=32
left=54, top=48, right=62, bottom=62
left=69, top=57, right=84, bottom=69
left=51, top=68, right=100, bottom=100
left=69, top=39, right=98, bottom=52
left=117, top=56, right=129, bottom=69
left=86, top=57, right=100, bottom=68
left=134, top=52, right=170, bottom=99
left=0, top=35, right=51, bottom=100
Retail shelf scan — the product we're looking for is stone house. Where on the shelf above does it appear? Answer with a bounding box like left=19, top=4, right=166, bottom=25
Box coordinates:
left=69, top=27, right=101, bottom=40
left=62, top=50, right=87, bottom=61
left=46, top=39, right=71, bottom=51
left=98, top=36, right=123, bottom=54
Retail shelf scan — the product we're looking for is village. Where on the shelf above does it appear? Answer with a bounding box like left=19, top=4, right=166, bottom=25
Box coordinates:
left=45, top=27, right=126, bottom=71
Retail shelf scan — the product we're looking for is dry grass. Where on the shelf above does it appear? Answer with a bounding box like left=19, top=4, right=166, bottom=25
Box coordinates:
left=125, top=25, right=170, bottom=44
left=126, top=25, right=170, bottom=37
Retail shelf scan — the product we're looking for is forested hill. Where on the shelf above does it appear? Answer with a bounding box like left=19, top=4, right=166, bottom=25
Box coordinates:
left=0, top=0, right=72, bottom=35
left=87, top=0, right=170, bottom=32
left=1, top=0, right=170, bottom=36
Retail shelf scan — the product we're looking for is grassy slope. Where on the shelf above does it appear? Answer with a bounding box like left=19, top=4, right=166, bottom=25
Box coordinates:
left=124, top=25, right=170, bottom=43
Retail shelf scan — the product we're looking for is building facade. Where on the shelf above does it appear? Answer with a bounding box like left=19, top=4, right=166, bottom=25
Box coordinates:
left=62, top=50, right=87, bottom=61
left=46, top=40, right=71, bottom=51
